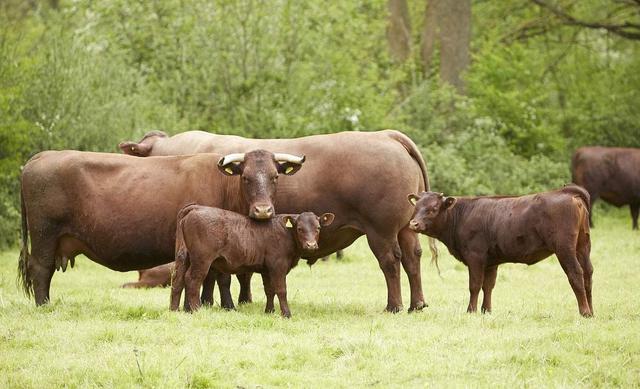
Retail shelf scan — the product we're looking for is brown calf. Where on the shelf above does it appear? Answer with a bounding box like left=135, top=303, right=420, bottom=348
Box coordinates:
left=170, top=206, right=334, bottom=317
left=408, top=185, right=593, bottom=317
left=122, top=263, right=174, bottom=289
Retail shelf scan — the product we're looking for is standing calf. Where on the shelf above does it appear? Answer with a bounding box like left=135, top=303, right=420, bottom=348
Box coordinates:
left=170, top=206, right=334, bottom=317
left=407, top=185, right=593, bottom=317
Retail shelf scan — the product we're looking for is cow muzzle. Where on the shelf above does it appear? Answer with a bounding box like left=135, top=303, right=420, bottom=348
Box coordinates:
left=303, top=241, right=319, bottom=250
left=251, top=204, right=274, bottom=219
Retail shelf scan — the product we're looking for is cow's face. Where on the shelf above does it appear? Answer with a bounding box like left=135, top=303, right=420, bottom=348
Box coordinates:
left=407, top=191, right=456, bottom=234
left=119, top=130, right=168, bottom=157
left=218, top=150, right=305, bottom=219
left=283, top=212, right=335, bottom=251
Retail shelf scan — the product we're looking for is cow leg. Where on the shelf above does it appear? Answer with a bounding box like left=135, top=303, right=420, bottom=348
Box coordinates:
left=481, top=266, right=498, bottom=314
left=466, top=260, right=485, bottom=313
left=630, top=204, right=639, bottom=230
left=269, top=271, right=291, bottom=318
left=336, top=250, right=344, bottom=259
left=557, top=248, right=592, bottom=317
left=200, top=267, right=216, bottom=306
left=28, top=235, right=58, bottom=306
left=367, top=233, right=403, bottom=313
left=184, top=256, right=211, bottom=313
left=216, top=272, right=235, bottom=310
left=577, top=229, right=594, bottom=314
left=237, top=273, right=253, bottom=304
left=398, top=227, right=426, bottom=312
left=261, top=272, right=275, bottom=314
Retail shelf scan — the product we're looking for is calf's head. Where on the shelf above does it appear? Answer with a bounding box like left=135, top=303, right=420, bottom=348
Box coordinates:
left=119, top=130, right=168, bottom=157
left=218, top=149, right=305, bottom=219
left=283, top=212, right=335, bottom=251
left=408, top=191, right=456, bottom=234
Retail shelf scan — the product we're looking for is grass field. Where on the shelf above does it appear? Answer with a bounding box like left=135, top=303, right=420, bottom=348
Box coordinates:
left=1, top=209, right=639, bottom=388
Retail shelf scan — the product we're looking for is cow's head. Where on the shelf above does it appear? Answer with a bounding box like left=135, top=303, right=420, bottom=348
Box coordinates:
left=282, top=212, right=335, bottom=251
left=218, top=150, right=305, bottom=219
left=119, top=130, right=168, bottom=157
left=407, top=191, right=456, bottom=234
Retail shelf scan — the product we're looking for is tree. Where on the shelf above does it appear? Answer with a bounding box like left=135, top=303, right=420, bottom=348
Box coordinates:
left=387, top=0, right=412, bottom=62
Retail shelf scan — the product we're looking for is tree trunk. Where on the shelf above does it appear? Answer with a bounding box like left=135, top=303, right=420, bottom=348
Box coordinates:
left=420, top=0, right=471, bottom=94
left=387, top=0, right=412, bottom=63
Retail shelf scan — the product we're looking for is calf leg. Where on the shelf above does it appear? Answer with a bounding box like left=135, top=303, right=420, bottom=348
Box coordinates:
left=216, top=272, right=235, bottom=310
left=577, top=230, right=594, bottom=314
left=466, top=259, right=485, bottom=313
left=261, top=273, right=275, bottom=314
left=398, top=227, right=426, bottom=312
left=237, top=273, right=253, bottom=304
left=481, top=266, right=498, bottom=314
left=367, top=233, right=403, bottom=313
left=588, top=195, right=597, bottom=228
left=170, top=255, right=188, bottom=311
left=630, top=204, right=639, bottom=230
left=269, top=272, right=291, bottom=318
left=557, top=248, right=592, bottom=317
left=184, top=256, right=212, bottom=313
left=200, top=267, right=216, bottom=306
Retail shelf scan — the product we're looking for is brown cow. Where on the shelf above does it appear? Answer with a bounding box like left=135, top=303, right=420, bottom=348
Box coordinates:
left=572, top=146, right=640, bottom=229
left=120, top=130, right=433, bottom=313
left=18, top=149, right=305, bottom=305
left=122, top=263, right=174, bottom=288
left=407, top=185, right=593, bottom=317
left=170, top=206, right=334, bottom=317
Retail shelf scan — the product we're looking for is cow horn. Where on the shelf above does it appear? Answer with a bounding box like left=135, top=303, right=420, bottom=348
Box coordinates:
left=219, top=153, right=246, bottom=166
left=273, top=153, right=305, bottom=164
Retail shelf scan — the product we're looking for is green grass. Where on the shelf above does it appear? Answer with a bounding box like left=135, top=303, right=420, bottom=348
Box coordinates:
left=1, top=210, right=639, bottom=388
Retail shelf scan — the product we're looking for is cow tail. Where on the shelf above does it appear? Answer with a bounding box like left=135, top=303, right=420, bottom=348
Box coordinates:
left=17, top=183, right=33, bottom=298
left=387, top=130, right=439, bottom=269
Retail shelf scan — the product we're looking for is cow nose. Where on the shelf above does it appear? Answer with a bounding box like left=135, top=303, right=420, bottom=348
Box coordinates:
left=253, top=205, right=273, bottom=219
left=305, top=241, right=319, bottom=250
left=409, top=219, right=419, bottom=231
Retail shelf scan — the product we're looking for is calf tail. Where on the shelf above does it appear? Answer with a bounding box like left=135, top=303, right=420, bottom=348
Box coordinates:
left=17, top=183, right=33, bottom=298
left=563, top=183, right=591, bottom=211
left=170, top=204, right=196, bottom=310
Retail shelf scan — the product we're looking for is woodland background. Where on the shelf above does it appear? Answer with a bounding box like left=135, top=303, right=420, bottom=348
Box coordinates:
left=1, top=0, right=639, bottom=248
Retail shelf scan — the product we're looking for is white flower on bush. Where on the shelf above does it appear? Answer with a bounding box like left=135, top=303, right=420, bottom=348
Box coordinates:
left=344, top=108, right=361, bottom=129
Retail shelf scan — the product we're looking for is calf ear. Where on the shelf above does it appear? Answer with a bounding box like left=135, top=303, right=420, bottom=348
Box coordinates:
left=320, top=213, right=335, bottom=227
left=443, top=197, right=457, bottom=209
left=217, top=161, right=243, bottom=176
left=407, top=194, right=419, bottom=206
left=118, top=141, right=152, bottom=157
left=282, top=216, right=296, bottom=229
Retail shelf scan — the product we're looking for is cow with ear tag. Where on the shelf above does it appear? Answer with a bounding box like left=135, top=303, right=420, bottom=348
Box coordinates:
left=407, top=186, right=593, bottom=317
left=171, top=205, right=335, bottom=317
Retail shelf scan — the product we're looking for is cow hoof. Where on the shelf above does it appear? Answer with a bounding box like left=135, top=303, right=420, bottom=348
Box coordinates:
left=408, top=301, right=427, bottom=312
left=238, top=298, right=253, bottom=305
left=384, top=305, right=403, bottom=314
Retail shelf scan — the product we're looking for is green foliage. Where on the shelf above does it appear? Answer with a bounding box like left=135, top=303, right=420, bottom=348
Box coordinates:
left=0, top=0, right=639, bottom=247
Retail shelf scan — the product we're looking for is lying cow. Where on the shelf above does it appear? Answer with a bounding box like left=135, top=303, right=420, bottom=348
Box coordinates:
left=170, top=205, right=334, bottom=317
left=122, top=263, right=174, bottom=289
left=120, top=129, right=433, bottom=313
left=572, top=146, right=640, bottom=229
left=407, top=185, right=593, bottom=317
left=19, top=149, right=305, bottom=305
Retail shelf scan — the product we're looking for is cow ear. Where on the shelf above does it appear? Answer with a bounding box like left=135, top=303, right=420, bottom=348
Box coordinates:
left=118, top=141, right=152, bottom=157
left=320, top=213, right=335, bottom=227
left=407, top=194, right=420, bottom=206
left=443, top=197, right=457, bottom=209
left=277, top=161, right=303, bottom=176
left=217, top=161, right=243, bottom=176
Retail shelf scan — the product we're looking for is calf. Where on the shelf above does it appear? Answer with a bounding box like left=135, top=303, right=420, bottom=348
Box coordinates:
left=122, top=263, right=174, bottom=289
left=170, top=206, right=334, bottom=317
left=407, top=185, right=593, bottom=317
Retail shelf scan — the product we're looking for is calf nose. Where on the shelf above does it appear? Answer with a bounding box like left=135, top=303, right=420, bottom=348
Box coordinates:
left=409, top=219, right=419, bottom=231
left=305, top=241, right=319, bottom=250
left=253, top=205, right=274, bottom=219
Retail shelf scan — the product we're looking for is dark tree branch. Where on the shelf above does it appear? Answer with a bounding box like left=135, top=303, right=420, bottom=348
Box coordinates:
left=529, top=0, right=640, bottom=40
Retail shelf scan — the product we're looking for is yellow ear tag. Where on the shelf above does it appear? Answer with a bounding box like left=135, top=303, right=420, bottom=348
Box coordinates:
left=225, top=167, right=234, bottom=175
left=285, top=218, right=293, bottom=228
left=285, top=166, right=294, bottom=174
